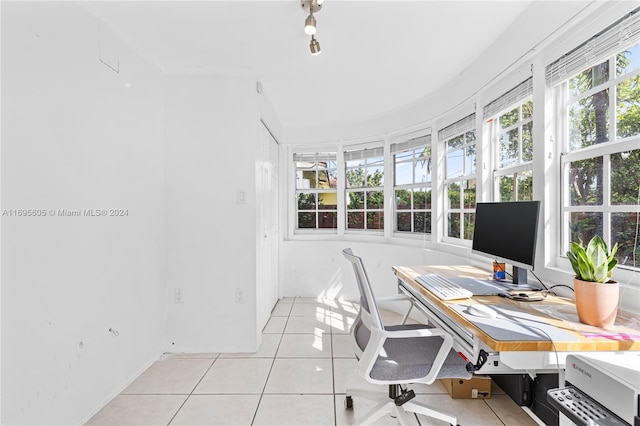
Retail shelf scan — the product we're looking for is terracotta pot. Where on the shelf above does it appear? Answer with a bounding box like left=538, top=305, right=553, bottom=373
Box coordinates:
left=574, top=278, right=619, bottom=329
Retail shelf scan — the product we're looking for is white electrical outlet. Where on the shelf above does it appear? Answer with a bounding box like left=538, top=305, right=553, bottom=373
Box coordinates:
left=175, top=288, right=184, bottom=304
left=235, top=288, right=244, bottom=303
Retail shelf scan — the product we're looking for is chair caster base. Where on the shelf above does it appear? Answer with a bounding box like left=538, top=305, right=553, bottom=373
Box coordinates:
left=394, top=389, right=415, bottom=406
left=345, top=395, right=353, bottom=409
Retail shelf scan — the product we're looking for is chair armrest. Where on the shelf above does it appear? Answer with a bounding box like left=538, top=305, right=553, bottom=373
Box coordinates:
left=376, top=295, right=415, bottom=324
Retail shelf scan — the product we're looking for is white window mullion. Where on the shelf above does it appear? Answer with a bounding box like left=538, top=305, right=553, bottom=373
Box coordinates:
left=457, top=180, right=463, bottom=239
left=561, top=138, right=640, bottom=162
left=603, top=154, right=611, bottom=207
left=494, top=162, right=534, bottom=177
left=602, top=154, right=612, bottom=246
left=481, top=114, right=494, bottom=202
left=609, top=55, right=618, bottom=143
left=336, top=149, right=346, bottom=235
left=561, top=210, right=570, bottom=257
left=604, top=209, right=612, bottom=248
left=384, top=141, right=393, bottom=238
left=518, top=119, right=524, bottom=164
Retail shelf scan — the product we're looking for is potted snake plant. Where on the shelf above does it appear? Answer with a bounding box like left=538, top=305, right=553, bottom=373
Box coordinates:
left=566, top=235, right=619, bottom=329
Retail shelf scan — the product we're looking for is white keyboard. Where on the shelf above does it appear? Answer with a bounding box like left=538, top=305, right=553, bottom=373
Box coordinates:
left=416, top=274, right=473, bottom=300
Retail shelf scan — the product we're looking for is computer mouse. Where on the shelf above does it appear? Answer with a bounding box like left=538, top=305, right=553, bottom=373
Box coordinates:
left=466, top=304, right=498, bottom=319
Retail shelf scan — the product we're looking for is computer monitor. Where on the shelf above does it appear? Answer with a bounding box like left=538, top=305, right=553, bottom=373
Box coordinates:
left=472, top=201, right=540, bottom=285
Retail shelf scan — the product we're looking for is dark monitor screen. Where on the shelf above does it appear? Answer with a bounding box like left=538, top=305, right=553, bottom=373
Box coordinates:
left=472, top=201, right=540, bottom=270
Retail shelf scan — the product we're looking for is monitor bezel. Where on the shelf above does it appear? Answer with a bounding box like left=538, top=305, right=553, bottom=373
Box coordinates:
left=471, top=200, right=541, bottom=272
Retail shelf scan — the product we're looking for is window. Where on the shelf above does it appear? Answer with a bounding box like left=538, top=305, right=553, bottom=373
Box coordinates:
left=294, top=152, right=338, bottom=231
left=440, top=115, right=477, bottom=240
left=547, top=9, right=640, bottom=269
left=392, top=134, right=432, bottom=234
left=344, top=146, right=384, bottom=231
left=483, top=78, right=534, bottom=202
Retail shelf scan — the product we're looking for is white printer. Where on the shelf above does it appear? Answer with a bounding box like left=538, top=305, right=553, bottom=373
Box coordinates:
left=548, top=352, right=640, bottom=425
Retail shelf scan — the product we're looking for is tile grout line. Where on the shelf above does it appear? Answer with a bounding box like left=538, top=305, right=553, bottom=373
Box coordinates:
left=330, top=302, right=338, bottom=426
left=482, top=398, right=509, bottom=426
left=166, top=354, right=219, bottom=425
left=92, top=301, right=518, bottom=425
left=250, top=301, right=290, bottom=426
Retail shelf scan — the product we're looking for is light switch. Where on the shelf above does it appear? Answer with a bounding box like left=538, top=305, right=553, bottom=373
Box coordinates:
left=237, top=188, right=246, bottom=204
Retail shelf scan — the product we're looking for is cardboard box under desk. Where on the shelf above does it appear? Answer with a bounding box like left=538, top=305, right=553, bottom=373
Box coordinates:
left=440, top=376, right=491, bottom=399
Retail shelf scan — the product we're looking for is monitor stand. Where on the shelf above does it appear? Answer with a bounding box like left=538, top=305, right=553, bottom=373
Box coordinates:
left=512, top=266, right=528, bottom=285
left=493, top=266, right=537, bottom=291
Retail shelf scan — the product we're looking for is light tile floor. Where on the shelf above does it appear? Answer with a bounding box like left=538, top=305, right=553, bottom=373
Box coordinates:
left=86, top=297, right=538, bottom=425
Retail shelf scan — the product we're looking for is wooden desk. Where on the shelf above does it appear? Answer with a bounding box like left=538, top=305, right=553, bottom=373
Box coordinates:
left=393, top=265, right=640, bottom=374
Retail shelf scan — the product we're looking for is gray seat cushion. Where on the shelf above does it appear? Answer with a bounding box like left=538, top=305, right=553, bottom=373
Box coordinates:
left=361, top=323, right=473, bottom=382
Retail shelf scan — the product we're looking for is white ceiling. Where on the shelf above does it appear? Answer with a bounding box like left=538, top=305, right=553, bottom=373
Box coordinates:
left=84, top=1, right=588, bottom=129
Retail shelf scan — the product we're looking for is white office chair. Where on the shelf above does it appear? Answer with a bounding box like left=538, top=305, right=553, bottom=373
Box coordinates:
left=342, top=248, right=472, bottom=426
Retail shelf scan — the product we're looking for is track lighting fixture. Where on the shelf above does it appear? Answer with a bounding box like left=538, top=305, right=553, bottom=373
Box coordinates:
left=304, top=14, right=316, bottom=35
left=301, top=0, right=322, bottom=15
left=301, top=0, right=324, bottom=55
left=310, top=35, right=321, bottom=55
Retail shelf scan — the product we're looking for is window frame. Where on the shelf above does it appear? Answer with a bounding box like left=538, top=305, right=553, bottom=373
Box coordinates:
left=489, top=98, right=535, bottom=202
left=557, top=50, right=640, bottom=270
left=442, top=127, right=477, bottom=243
left=391, top=132, right=433, bottom=237
left=344, top=144, right=385, bottom=234
left=292, top=151, right=339, bottom=234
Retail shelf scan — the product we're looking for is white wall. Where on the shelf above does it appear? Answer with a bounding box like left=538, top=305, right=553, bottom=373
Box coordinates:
left=281, top=241, right=470, bottom=302
left=2, top=4, right=274, bottom=421
left=1, top=2, right=166, bottom=424
left=164, top=75, right=260, bottom=353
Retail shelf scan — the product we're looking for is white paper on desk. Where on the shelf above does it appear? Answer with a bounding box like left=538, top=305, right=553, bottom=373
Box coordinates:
left=452, top=303, right=579, bottom=342
left=530, top=304, right=640, bottom=333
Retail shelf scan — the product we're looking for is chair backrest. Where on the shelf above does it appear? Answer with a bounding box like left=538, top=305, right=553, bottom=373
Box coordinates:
left=342, top=248, right=384, bottom=333
left=343, top=248, right=472, bottom=387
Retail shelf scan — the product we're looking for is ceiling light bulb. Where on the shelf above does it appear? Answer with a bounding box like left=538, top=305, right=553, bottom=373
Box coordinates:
left=310, top=36, right=321, bottom=56
left=304, top=14, right=316, bottom=35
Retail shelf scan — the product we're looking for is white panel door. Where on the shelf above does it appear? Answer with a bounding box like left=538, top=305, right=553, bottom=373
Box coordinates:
left=256, top=122, right=279, bottom=332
